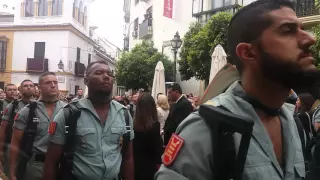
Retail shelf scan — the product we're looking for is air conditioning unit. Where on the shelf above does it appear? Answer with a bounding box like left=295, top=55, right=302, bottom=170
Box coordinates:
left=132, top=31, right=138, bottom=39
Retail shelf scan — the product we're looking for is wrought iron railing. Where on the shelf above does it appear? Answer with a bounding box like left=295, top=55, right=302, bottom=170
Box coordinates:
left=295, top=0, right=320, bottom=17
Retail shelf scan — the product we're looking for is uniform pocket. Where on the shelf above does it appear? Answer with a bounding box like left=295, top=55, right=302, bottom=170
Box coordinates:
left=76, top=128, right=96, bottom=153
left=38, top=121, right=49, bottom=135
left=108, top=127, right=125, bottom=143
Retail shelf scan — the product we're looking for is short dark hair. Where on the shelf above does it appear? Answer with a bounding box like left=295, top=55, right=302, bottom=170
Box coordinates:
left=86, top=60, right=110, bottom=76
left=20, top=79, right=33, bottom=87
left=168, top=83, right=182, bottom=94
left=39, top=71, right=56, bottom=83
left=4, top=84, right=16, bottom=92
left=227, top=0, right=294, bottom=74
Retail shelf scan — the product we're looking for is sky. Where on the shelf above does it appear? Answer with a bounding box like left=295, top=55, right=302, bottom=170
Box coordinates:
left=90, top=0, right=124, bottom=49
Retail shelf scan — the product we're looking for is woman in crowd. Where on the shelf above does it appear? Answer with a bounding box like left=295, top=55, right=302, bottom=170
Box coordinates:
left=133, top=93, right=163, bottom=180
left=157, top=94, right=170, bottom=136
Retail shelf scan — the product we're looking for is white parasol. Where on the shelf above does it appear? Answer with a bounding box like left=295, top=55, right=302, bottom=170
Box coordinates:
left=151, top=61, right=166, bottom=102
left=209, top=44, right=227, bottom=83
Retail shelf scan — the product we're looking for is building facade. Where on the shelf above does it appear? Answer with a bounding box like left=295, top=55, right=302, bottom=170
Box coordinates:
left=0, top=0, right=95, bottom=95
left=123, top=0, right=205, bottom=96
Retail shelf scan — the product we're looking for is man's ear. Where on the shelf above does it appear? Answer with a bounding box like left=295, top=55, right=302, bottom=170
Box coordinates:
left=84, top=77, right=88, bottom=85
left=236, top=43, right=257, bottom=64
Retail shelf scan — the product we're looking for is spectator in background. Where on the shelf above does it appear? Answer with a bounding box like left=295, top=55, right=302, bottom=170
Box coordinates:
left=163, top=83, right=193, bottom=146
left=128, top=94, right=138, bottom=117
left=33, top=87, right=40, bottom=100
left=188, top=98, right=196, bottom=111
left=133, top=93, right=163, bottom=180
left=157, top=94, right=170, bottom=137
left=73, top=88, right=84, bottom=101
left=193, top=96, right=201, bottom=107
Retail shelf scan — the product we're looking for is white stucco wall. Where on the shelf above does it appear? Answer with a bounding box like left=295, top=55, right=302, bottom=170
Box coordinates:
left=11, top=30, right=93, bottom=93
left=12, top=30, right=69, bottom=72
left=13, top=0, right=92, bottom=36
left=127, top=0, right=201, bottom=95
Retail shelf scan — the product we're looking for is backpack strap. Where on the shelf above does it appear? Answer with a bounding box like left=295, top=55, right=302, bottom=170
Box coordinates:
left=5, top=100, right=19, bottom=145
left=21, top=101, right=38, bottom=157
left=199, top=104, right=254, bottom=180
left=58, top=103, right=81, bottom=180
left=121, top=109, right=131, bottom=156
left=118, top=109, right=131, bottom=180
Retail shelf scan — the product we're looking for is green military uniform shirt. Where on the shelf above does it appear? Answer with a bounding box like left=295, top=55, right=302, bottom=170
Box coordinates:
left=13, top=100, right=67, bottom=153
left=50, top=98, right=134, bottom=180
left=2, top=100, right=28, bottom=122
left=155, top=81, right=305, bottom=180
left=0, top=99, right=12, bottom=116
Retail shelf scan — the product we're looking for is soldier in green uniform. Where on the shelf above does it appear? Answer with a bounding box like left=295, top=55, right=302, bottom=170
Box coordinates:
left=0, top=79, right=35, bottom=177
left=155, top=0, right=319, bottom=179
left=9, top=72, right=66, bottom=180
left=0, top=84, right=18, bottom=119
left=43, top=61, right=134, bottom=180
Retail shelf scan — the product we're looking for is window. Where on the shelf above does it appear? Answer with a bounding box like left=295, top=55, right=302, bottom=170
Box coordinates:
left=34, top=42, right=46, bottom=59
left=0, top=41, right=7, bottom=70
left=75, top=85, right=79, bottom=95
left=134, top=18, right=139, bottom=31
left=25, top=0, right=34, bottom=17
left=88, top=53, right=91, bottom=64
left=38, top=0, right=48, bottom=16
left=135, top=0, right=139, bottom=5
left=83, top=6, right=87, bottom=26
left=72, top=0, right=78, bottom=18
left=52, top=0, right=63, bottom=16
left=78, top=1, right=83, bottom=24
left=76, top=47, right=81, bottom=62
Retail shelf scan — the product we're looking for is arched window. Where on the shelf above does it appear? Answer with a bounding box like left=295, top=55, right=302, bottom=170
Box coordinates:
left=73, top=0, right=78, bottom=19
left=38, top=0, right=48, bottom=16
left=83, top=6, right=87, bottom=26
left=25, top=0, right=34, bottom=17
left=78, top=1, right=83, bottom=24
left=52, top=0, right=62, bottom=15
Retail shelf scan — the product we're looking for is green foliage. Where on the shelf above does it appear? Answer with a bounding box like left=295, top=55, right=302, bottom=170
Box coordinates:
left=116, top=41, right=173, bottom=90
left=311, top=25, right=320, bottom=71
left=178, top=12, right=232, bottom=82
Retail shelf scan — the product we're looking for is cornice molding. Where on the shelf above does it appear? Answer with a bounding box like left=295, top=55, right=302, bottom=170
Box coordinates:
left=0, top=23, right=96, bottom=45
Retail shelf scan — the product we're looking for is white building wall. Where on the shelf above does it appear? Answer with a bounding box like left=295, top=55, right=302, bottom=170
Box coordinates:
left=127, top=0, right=202, bottom=95
left=12, top=31, right=69, bottom=72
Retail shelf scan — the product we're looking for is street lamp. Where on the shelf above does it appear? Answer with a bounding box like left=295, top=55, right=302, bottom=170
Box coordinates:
left=171, top=31, right=182, bottom=82
left=58, top=60, right=64, bottom=72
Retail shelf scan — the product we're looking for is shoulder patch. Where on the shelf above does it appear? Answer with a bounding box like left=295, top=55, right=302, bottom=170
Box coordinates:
left=48, top=121, right=57, bottom=135
left=14, top=113, right=19, bottom=121
left=162, top=134, right=184, bottom=166
left=2, top=108, right=8, bottom=115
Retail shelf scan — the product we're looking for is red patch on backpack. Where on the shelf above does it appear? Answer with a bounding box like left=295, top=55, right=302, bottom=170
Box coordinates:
left=162, top=134, right=184, bottom=166
left=48, top=122, right=57, bottom=135
left=2, top=108, right=8, bottom=115
left=14, top=113, right=19, bottom=121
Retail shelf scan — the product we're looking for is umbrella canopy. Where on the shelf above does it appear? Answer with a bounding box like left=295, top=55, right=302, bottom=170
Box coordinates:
left=209, top=44, right=227, bottom=83
left=200, top=63, right=240, bottom=104
left=151, top=61, right=166, bottom=102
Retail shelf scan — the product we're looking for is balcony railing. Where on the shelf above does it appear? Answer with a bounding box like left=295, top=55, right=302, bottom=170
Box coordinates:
left=26, top=58, right=48, bottom=73
left=139, top=19, right=152, bottom=39
left=74, top=61, right=85, bottom=77
left=295, top=0, right=320, bottom=17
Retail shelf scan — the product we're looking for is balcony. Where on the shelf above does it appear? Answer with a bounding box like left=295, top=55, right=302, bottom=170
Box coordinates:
left=192, top=0, right=241, bottom=18
left=139, top=19, right=152, bottom=39
left=26, top=58, right=48, bottom=73
left=74, top=61, right=85, bottom=77
left=295, top=0, right=320, bottom=17
left=140, top=0, right=149, bottom=2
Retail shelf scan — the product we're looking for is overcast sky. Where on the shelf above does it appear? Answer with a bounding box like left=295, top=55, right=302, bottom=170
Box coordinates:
left=90, top=0, right=124, bottom=49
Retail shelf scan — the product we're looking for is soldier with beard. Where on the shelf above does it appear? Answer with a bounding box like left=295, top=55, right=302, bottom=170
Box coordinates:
left=0, top=80, right=35, bottom=177
left=43, top=61, right=134, bottom=180
left=155, top=0, right=319, bottom=179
